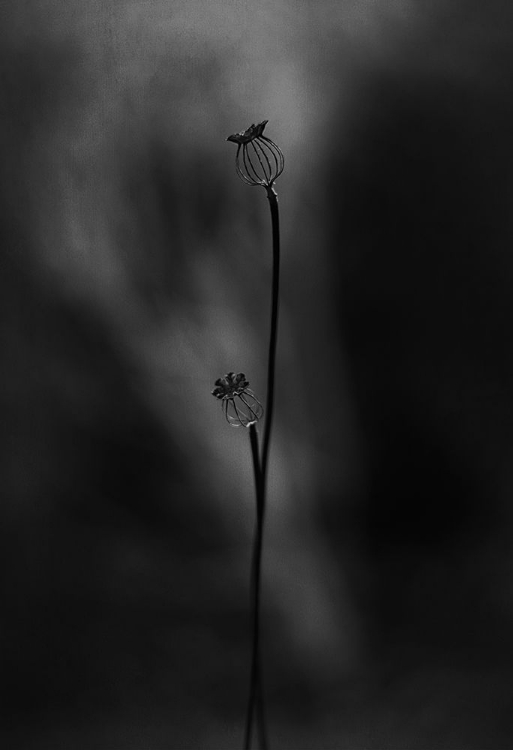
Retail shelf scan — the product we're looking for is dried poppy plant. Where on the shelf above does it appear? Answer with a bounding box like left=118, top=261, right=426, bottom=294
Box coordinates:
left=211, top=120, right=284, bottom=750
left=212, top=372, right=264, bottom=428
left=212, top=370, right=265, bottom=749
left=227, top=119, right=283, bottom=507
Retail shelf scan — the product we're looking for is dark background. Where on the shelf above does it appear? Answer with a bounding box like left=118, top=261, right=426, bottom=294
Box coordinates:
left=2, top=1, right=513, bottom=747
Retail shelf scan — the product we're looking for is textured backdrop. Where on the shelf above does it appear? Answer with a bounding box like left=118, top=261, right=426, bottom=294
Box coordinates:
left=2, top=1, right=513, bottom=747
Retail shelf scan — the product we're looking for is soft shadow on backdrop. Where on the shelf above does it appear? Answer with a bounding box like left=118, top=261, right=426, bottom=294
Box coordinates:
left=2, top=1, right=513, bottom=747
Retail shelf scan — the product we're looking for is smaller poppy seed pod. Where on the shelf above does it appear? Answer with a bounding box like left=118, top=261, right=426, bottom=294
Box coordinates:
left=212, top=372, right=264, bottom=427
left=227, top=120, right=284, bottom=189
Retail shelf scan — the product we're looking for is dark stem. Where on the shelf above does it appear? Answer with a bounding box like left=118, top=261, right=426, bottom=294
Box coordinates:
left=261, top=186, right=280, bottom=486
left=244, top=182, right=279, bottom=750
left=244, top=424, right=268, bottom=750
left=248, top=183, right=280, bottom=750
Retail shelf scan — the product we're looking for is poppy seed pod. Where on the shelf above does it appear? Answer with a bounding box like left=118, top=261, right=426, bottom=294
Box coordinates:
left=227, top=120, right=284, bottom=189
left=212, top=372, right=264, bottom=427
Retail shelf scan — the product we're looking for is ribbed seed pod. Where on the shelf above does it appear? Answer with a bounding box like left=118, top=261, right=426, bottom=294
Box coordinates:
left=212, top=372, right=264, bottom=427
left=227, top=120, right=284, bottom=188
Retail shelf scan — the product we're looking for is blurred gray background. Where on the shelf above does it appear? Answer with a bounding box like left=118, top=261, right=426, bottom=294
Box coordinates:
left=2, top=1, right=513, bottom=747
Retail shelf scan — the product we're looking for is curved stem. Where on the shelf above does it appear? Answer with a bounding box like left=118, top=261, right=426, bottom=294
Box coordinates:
left=244, top=424, right=268, bottom=750
left=246, top=184, right=280, bottom=750
left=244, top=183, right=280, bottom=750
left=261, top=186, right=280, bottom=487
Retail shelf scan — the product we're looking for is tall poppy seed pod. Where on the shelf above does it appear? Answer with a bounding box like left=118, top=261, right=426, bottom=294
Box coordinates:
left=227, top=120, right=284, bottom=189
left=212, top=372, right=264, bottom=427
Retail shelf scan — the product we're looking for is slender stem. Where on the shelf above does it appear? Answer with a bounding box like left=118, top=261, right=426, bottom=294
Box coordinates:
left=248, top=183, right=280, bottom=750
left=249, top=422, right=263, bottom=520
left=244, top=424, right=268, bottom=750
left=261, top=186, right=280, bottom=487
left=244, top=182, right=279, bottom=750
